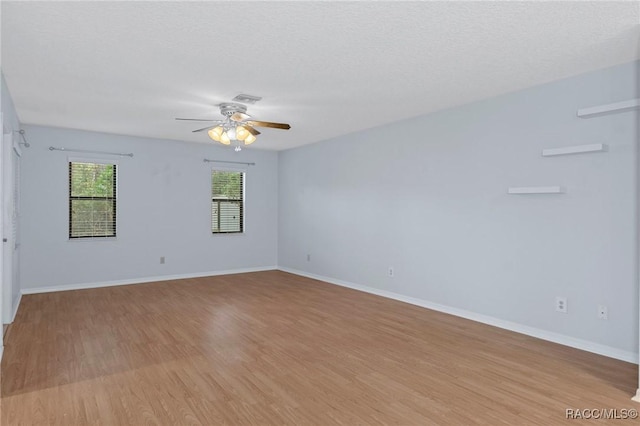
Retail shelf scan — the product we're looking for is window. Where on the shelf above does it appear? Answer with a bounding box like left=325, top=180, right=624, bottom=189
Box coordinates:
left=69, top=161, right=117, bottom=238
left=212, top=170, right=244, bottom=234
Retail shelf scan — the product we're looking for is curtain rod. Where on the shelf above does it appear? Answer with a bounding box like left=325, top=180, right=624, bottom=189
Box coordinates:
left=49, top=146, right=134, bottom=157
left=14, top=130, right=30, bottom=148
left=203, top=159, right=255, bottom=166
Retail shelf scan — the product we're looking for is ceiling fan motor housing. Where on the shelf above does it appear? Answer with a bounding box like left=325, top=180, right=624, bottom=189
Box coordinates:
left=219, top=103, right=247, bottom=117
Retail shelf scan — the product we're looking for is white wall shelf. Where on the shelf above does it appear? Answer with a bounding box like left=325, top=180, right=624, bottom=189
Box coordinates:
left=508, top=186, right=564, bottom=195
left=542, top=143, right=607, bottom=157
left=577, top=98, right=640, bottom=118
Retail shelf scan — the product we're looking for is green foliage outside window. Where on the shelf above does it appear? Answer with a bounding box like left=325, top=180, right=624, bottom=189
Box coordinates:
left=69, top=162, right=117, bottom=238
left=212, top=170, right=243, bottom=234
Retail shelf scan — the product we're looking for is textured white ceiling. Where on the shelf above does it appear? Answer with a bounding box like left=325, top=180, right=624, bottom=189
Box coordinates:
left=2, top=1, right=639, bottom=151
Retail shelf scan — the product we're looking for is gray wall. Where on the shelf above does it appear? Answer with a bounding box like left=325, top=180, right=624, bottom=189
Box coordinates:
left=278, top=61, right=639, bottom=355
left=20, top=126, right=278, bottom=290
left=2, top=73, right=20, bottom=132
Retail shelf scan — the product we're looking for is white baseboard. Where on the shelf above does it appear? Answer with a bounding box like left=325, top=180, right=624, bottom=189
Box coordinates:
left=11, top=293, right=21, bottom=322
left=0, top=345, right=3, bottom=363
left=632, top=389, right=640, bottom=403
left=21, top=266, right=278, bottom=295
left=278, top=266, right=639, bottom=364
left=2, top=293, right=23, bottom=325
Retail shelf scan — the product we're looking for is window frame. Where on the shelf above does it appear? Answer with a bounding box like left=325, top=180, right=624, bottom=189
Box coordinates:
left=211, top=168, right=245, bottom=235
left=68, top=158, right=118, bottom=240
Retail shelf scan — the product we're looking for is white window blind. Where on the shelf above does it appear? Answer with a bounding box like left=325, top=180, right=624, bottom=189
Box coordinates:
left=211, top=170, right=244, bottom=234
left=69, top=161, right=117, bottom=238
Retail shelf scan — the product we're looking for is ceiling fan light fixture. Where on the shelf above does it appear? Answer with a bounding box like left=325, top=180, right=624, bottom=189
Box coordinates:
left=184, top=102, right=289, bottom=149
left=244, top=133, right=257, bottom=145
left=220, top=131, right=231, bottom=145
left=208, top=126, right=223, bottom=142
left=236, top=125, right=250, bottom=141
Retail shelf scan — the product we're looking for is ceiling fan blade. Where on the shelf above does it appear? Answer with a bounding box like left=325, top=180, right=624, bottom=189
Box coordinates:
left=230, top=112, right=251, bottom=122
left=192, top=125, right=220, bottom=133
left=246, top=126, right=261, bottom=136
left=247, top=120, right=291, bottom=130
left=176, top=118, right=220, bottom=122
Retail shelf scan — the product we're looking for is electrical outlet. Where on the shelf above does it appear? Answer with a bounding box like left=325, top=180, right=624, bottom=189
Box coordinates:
left=598, top=305, right=608, bottom=320
left=306, top=254, right=311, bottom=262
left=388, top=267, right=394, bottom=277
left=555, top=296, right=567, bottom=313
left=160, top=256, right=165, bottom=264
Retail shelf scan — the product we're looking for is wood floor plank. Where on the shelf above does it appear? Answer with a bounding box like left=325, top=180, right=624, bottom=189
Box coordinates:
left=1, top=271, right=637, bottom=425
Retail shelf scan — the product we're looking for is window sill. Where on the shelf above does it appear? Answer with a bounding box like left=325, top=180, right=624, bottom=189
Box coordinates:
left=68, top=237, right=118, bottom=242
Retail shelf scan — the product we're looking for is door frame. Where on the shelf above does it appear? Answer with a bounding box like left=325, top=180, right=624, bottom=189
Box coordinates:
left=0, top=113, right=6, bottom=356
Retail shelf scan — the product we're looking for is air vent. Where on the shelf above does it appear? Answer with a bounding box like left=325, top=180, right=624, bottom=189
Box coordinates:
left=232, top=94, right=262, bottom=104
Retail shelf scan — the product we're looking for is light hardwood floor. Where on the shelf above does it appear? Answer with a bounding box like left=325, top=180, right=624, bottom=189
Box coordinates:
left=1, top=271, right=637, bottom=425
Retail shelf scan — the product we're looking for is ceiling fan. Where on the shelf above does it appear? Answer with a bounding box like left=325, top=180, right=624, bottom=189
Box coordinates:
left=176, top=103, right=291, bottom=150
